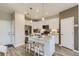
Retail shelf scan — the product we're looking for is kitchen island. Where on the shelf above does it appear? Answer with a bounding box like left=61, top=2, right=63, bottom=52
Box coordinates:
left=26, top=35, right=55, bottom=56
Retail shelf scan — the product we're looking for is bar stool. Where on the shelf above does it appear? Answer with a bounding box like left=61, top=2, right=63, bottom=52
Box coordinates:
left=25, top=40, right=32, bottom=53
left=34, top=42, right=44, bottom=56
left=25, top=40, right=36, bottom=55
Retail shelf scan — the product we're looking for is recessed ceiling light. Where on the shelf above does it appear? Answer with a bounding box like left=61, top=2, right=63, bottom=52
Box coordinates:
left=30, top=20, right=32, bottom=23
left=42, top=17, right=45, bottom=21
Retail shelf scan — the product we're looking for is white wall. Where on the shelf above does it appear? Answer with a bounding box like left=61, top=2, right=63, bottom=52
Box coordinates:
left=0, top=13, right=11, bottom=20
left=0, top=13, right=12, bottom=45
left=14, top=12, right=25, bottom=47
left=0, top=12, right=26, bottom=46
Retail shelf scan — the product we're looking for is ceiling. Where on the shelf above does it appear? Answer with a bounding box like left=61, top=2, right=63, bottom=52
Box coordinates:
left=0, top=3, right=78, bottom=20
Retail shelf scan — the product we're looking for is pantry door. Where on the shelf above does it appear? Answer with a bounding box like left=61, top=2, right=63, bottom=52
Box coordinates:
left=61, top=17, right=74, bottom=50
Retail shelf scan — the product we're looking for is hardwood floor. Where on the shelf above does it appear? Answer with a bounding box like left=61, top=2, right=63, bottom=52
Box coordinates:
left=4, top=44, right=79, bottom=56
left=55, top=45, right=79, bottom=56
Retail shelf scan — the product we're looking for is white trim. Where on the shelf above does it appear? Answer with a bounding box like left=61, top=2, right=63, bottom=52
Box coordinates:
left=14, top=42, right=24, bottom=47
left=73, top=50, right=79, bottom=53
left=59, top=44, right=62, bottom=46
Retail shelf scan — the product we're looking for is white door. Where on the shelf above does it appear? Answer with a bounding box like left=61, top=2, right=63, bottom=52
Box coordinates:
left=61, top=17, right=74, bottom=50
left=0, top=19, right=11, bottom=45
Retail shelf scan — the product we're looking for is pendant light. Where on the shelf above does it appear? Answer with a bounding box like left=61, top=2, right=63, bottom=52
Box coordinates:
left=29, top=7, right=32, bottom=23
left=42, top=3, right=45, bottom=21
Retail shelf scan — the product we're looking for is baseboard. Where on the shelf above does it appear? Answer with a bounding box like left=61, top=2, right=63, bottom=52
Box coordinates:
left=14, top=42, right=25, bottom=47
left=73, top=50, right=79, bottom=53
left=58, top=44, right=79, bottom=53
left=59, top=44, right=62, bottom=46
